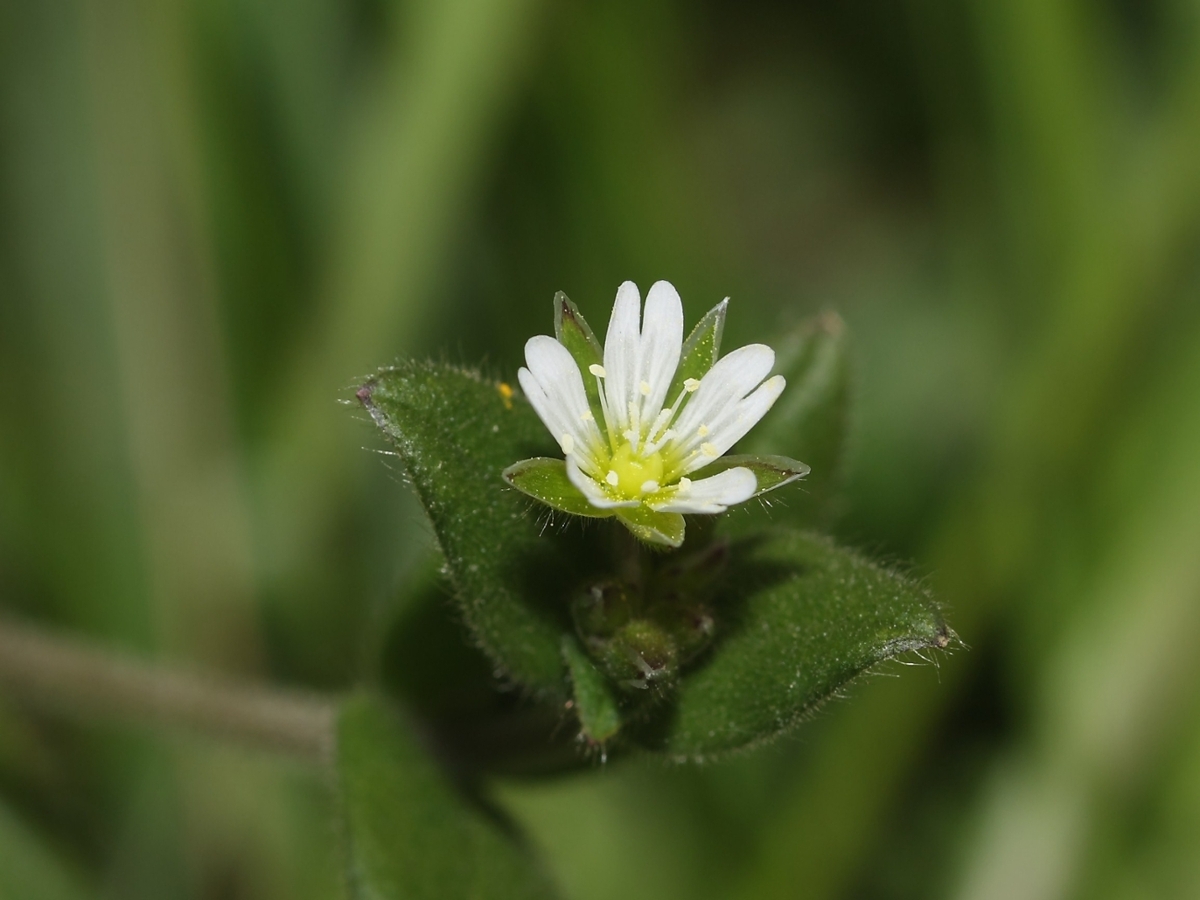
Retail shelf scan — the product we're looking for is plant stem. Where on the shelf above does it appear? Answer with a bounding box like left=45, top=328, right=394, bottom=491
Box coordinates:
left=0, top=617, right=335, bottom=765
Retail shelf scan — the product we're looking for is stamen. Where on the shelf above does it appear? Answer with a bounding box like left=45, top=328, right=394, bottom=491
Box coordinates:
left=606, top=470, right=619, bottom=487
left=697, top=424, right=709, bottom=437
left=640, top=480, right=659, bottom=494
left=641, top=429, right=676, bottom=457
left=593, top=371, right=617, bottom=452
left=561, top=434, right=575, bottom=454
left=580, top=410, right=593, bottom=422
left=646, top=383, right=694, bottom=447
left=684, top=378, right=701, bottom=392
left=639, top=380, right=651, bottom=396
left=701, top=442, right=718, bottom=457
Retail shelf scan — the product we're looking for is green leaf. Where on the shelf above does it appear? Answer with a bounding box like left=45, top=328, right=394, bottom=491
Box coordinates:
left=699, top=453, right=810, bottom=497
left=668, top=298, right=727, bottom=401
left=733, top=312, right=850, bottom=530
left=631, top=529, right=950, bottom=758
left=360, top=361, right=603, bottom=699
left=615, top=507, right=686, bottom=548
left=553, top=292, right=605, bottom=422
left=337, top=694, right=559, bottom=900
left=562, top=635, right=622, bottom=744
left=502, top=457, right=613, bottom=518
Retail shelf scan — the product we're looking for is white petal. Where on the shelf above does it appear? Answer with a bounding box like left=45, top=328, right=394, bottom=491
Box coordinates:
left=522, top=335, right=604, bottom=472
left=566, top=457, right=639, bottom=509
left=637, top=281, right=684, bottom=424
left=652, top=467, right=757, bottom=514
left=668, top=344, right=776, bottom=468
left=603, top=281, right=641, bottom=432
left=678, top=374, right=786, bottom=473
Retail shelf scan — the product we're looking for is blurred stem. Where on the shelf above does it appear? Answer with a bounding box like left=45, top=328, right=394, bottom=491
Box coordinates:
left=0, top=618, right=335, bottom=765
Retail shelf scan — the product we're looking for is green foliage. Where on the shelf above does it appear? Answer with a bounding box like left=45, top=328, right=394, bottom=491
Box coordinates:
left=337, top=693, right=559, bottom=900
left=363, top=358, right=947, bottom=761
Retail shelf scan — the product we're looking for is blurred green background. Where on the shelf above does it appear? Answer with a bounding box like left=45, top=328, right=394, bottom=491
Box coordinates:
left=3, top=0, right=1200, bottom=897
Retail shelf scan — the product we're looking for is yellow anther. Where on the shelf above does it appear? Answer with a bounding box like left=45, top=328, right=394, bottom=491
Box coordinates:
left=606, top=471, right=619, bottom=487
left=561, top=434, right=575, bottom=453
left=589, top=364, right=606, bottom=378
left=639, top=380, right=652, bottom=396
left=697, top=424, right=709, bottom=437
left=497, top=382, right=514, bottom=409
left=701, top=442, right=718, bottom=457
left=684, top=378, right=701, bottom=392
left=580, top=410, right=594, bottom=422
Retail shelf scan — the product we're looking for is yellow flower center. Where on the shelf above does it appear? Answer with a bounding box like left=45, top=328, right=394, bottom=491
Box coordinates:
left=607, top=442, right=664, bottom=498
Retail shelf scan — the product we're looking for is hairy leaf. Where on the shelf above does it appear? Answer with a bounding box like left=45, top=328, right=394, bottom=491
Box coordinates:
left=360, top=361, right=602, bottom=699
left=632, top=529, right=950, bottom=758
left=338, top=694, right=559, bottom=899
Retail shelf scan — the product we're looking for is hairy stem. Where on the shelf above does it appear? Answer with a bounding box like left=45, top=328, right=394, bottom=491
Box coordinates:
left=0, top=617, right=335, bottom=764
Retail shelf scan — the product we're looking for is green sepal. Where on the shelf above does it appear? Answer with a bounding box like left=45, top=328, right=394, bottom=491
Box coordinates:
left=699, top=453, right=810, bottom=497
left=553, top=292, right=605, bottom=422
left=562, top=635, right=622, bottom=743
left=668, top=298, right=727, bottom=400
left=615, top=507, right=686, bottom=548
left=503, top=457, right=614, bottom=518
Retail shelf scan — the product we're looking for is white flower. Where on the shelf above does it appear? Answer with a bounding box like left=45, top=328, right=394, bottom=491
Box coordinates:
left=509, top=281, right=804, bottom=546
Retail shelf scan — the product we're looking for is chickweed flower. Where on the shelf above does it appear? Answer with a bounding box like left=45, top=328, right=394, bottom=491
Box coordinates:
left=503, top=281, right=809, bottom=547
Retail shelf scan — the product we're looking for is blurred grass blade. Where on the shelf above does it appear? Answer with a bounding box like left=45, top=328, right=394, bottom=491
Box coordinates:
left=337, top=693, right=559, bottom=899
left=633, top=529, right=950, bottom=758
left=0, top=801, right=92, bottom=900
left=258, top=0, right=545, bottom=585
